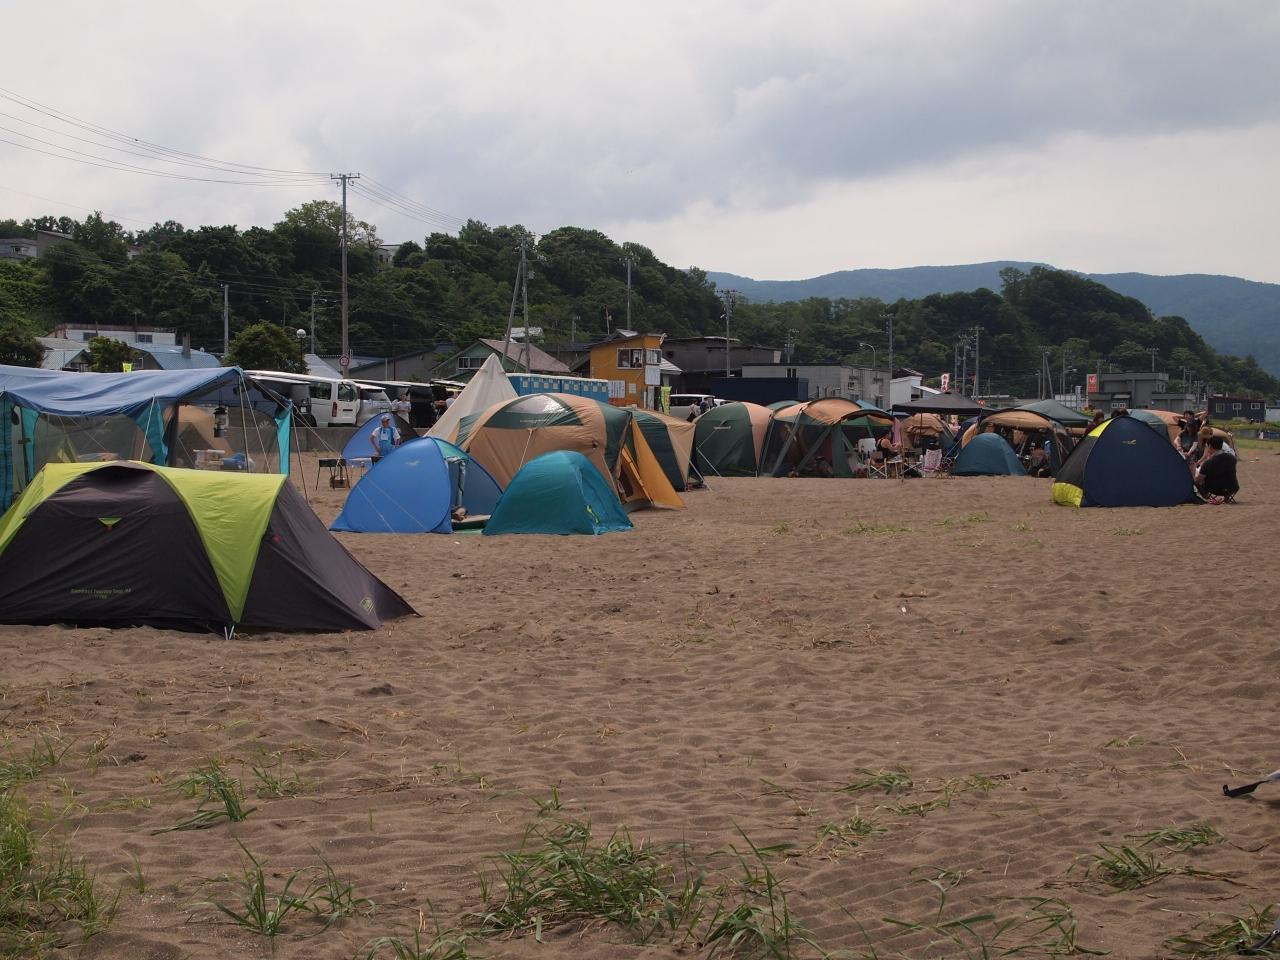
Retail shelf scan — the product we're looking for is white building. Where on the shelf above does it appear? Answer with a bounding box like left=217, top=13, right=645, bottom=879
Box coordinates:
left=53, top=324, right=177, bottom=347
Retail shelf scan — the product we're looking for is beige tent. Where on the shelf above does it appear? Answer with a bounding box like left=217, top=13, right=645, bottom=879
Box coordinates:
left=454, top=393, right=683, bottom=508
left=428, top=354, right=517, bottom=440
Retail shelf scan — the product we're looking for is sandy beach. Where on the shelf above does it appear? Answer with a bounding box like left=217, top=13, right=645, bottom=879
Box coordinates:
left=3, top=451, right=1278, bottom=959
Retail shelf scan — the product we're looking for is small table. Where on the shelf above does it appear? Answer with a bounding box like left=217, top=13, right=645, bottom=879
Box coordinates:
left=318, top=457, right=349, bottom=489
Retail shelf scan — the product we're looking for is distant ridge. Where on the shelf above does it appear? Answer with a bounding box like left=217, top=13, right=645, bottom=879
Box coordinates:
left=706, top=262, right=1280, bottom=375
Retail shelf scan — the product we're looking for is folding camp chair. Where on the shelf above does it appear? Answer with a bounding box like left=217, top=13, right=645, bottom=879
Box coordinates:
left=866, top=456, right=888, bottom=480
left=921, top=447, right=944, bottom=477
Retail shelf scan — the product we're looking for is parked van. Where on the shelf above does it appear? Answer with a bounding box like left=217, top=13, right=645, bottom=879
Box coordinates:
left=247, top=371, right=363, bottom=427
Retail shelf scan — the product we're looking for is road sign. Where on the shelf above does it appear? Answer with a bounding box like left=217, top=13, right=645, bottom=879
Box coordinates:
left=339, top=354, right=350, bottom=369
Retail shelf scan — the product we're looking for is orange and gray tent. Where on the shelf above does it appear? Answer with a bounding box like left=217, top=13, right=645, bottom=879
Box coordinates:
left=760, top=398, right=894, bottom=477
left=630, top=408, right=695, bottom=491
left=1052, top=415, right=1198, bottom=508
left=693, top=401, right=772, bottom=476
left=0, top=461, right=415, bottom=633
left=452, top=393, right=682, bottom=508
left=900, top=413, right=952, bottom=449
left=1129, top=409, right=1181, bottom=444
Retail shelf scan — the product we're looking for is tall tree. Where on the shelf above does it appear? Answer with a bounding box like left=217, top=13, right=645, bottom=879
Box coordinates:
left=223, top=321, right=305, bottom=373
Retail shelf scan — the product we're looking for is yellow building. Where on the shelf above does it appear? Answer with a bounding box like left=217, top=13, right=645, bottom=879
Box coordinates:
left=589, top=332, right=665, bottom=409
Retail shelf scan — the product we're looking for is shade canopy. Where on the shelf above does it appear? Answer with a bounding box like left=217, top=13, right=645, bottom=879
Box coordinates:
left=1011, top=398, right=1092, bottom=428
left=891, top=393, right=983, bottom=416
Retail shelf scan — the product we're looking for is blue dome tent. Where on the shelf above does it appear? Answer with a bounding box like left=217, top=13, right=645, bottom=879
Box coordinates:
left=331, top=436, right=502, bottom=533
left=484, top=450, right=632, bottom=536
left=952, top=433, right=1027, bottom=476
left=340, top=412, right=417, bottom=466
left=1053, top=415, right=1199, bottom=508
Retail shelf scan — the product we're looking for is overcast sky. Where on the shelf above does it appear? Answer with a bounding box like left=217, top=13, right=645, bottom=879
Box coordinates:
left=5, top=1, right=1280, bottom=283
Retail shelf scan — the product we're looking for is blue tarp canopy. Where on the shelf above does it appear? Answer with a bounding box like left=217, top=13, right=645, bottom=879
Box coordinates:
left=1, top=365, right=291, bottom=509
left=0, top=365, right=247, bottom=415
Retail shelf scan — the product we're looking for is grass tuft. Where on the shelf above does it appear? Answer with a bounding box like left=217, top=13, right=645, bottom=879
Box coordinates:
left=1087, top=843, right=1170, bottom=891
left=839, top=767, right=914, bottom=795
left=1, top=789, right=117, bottom=955
left=1130, top=823, right=1224, bottom=852
left=209, top=843, right=309, bottom=939
left=843, top=521, right=914, bottom=535
left=0, top=734, right=70, bottom=791
left=154, top=760, right=255, bottom=833
left=1166, top=904, right=1280, bottom=957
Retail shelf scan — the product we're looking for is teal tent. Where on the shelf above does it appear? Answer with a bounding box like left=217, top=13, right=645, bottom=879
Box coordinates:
left=1012, top=398, right=1092, bottom=429
left=952, top=433, right=1027, bottom=476
left=484, top=450, right=632, bottom=536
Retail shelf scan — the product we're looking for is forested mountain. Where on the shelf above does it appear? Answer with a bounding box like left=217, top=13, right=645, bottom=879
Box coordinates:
left=708, top=264, right=1280, bottom=376
left=1, top=207, right=1276, bottom=399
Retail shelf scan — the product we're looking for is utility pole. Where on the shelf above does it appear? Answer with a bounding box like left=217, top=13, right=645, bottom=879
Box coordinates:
left=519, top=241, right=531, bottom=372
left=1147, top=346, right=1159, bottom=373
left=971, top=325, right=980, bottom=400
left=309, top=291, right=317, bottom=355
left=330, top=172, right=360, bottom=377
left=721, top=290, right=738, bottom=380
left=570, top=314, right=578, bottom=345
left=886, top=313, right=895, bottom=407
left=624, top=256, right=633, bottom=329
left=221, top=283, right=230, bottom=357
left=1060, top=349, right=1068, bottom=397
left=960, top=337, right=969, bottom=397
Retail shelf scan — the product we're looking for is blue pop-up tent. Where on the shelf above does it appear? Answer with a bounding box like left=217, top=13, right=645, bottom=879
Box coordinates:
left=952, top=432, right=1027, bottom=476
left=0, top=365, right=291, bottom=509
left=484, top=450, right=632, bottom=536
left=331, top=436, right=502, bottom=533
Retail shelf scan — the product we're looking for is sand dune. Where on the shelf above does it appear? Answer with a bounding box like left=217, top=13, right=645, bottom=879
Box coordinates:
left=2, top=452, right=1277, bottom=959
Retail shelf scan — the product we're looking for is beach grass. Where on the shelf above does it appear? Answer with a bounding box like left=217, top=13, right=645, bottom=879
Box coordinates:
left=154, top=760, right=255, bottom=833
left=1165, top=904, right=1279, bottom=957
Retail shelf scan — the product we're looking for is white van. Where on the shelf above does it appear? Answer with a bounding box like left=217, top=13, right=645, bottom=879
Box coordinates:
left=247, top=371, right=363, bottom=427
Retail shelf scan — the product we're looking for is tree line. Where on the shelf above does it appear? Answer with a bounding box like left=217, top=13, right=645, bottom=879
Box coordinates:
left=1, top=205, right=1276, bottom=398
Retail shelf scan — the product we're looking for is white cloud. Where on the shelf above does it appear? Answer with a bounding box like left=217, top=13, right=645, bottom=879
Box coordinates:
left=3, top=1, right=1279, bottom=282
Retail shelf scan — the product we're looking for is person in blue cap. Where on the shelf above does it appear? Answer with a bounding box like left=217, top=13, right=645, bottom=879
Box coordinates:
left=368, top=413, right=400, bottom=460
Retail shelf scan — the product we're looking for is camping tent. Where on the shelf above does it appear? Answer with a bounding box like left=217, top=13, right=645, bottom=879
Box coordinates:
left=693, top=401, right=772, bottom=476
left=630, top=408, right=695, bottom=491
left=428, top=353, right=517, bottom=440
left=0, top=461, right=414, bottom=632
left=0, top=365, right=291, bottom=509
left=968, top=409, right=1074, bottom=473
left=952, top=433, right=1027, bottom=476
left=760, top=398, right=894, bottom=477
left=892, top=393, right=983, bottom=416
left=1129, top=409, right=1180, bottom=444
left=1012, top=398, right=1092, bottom=430
left=900, top=413, right=953, bottom=450
left=1052, top=415, right=1199, bottom=508
left=484, top=451, right=632, bottom=536
left=453, top=393, right=682, bottom=508
left=331, top=436, right=503, bottom=533
left=340, top=412, right=418, bottom=465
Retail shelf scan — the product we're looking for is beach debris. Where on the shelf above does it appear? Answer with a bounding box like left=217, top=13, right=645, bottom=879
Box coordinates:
left=1223, top=769, right=1280, bottom=797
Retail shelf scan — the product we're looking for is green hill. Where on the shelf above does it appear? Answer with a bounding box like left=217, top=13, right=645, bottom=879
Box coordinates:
left=707, top=264, right=1280, bottom=375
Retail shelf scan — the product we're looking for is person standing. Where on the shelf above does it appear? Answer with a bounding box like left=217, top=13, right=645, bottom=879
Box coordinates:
left=368, top=414, right=400, bottom=459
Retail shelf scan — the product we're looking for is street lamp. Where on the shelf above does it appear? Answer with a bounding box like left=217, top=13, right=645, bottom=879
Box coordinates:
left=859, top=342, right=879, bottom=406
left=294, top=328, right=307, bottom=369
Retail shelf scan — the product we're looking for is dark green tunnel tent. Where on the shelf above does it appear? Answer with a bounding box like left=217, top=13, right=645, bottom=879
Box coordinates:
left=0, top=461, right=415, bottom=633
left=693, top=401, right=772, bottom=476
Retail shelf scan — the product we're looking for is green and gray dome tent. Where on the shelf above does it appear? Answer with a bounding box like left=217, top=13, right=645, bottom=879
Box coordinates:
left=0, top=461, right=415, bottom=634
left=693, top=401, right=772, bottom=476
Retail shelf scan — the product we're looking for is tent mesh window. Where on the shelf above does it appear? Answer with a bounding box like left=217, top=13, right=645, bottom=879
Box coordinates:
left=30, top=415, right=154, bottom=482
left=169, top=404, right=282, bottom=474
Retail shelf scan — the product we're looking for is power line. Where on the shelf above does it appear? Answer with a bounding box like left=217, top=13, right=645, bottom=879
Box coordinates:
left=0, top=85, right=328, bottom=176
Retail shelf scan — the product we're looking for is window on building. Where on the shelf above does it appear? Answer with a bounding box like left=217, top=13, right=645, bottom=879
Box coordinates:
left=616, top=349, right=632, bottom=369
left=136, top=333, right=153, bottom=344
left=1232, top=402, right=1242, bottom=411
left=1251, top=401, right=1262, bottom=409
left=646, top=348, right=661, bottom=365
left=456, top=355, right=486, bottom=371
left=81, top=332, right=94, bottom=341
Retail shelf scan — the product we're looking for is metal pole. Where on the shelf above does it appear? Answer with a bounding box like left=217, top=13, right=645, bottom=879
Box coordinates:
left=331, top=172, right=360, bottom=376
left=221, top=283, right=229, bottom=356
left=625, top=256, right=632, bottom=328
left=970, top=325, right=978, bottom=400
left=859, top=342, right=877, bottom=405
left=309, top=291, right=316, bottom=355
left=887, top=313, right=895, bottom=407
left=520, top=242, right=531, bottom=372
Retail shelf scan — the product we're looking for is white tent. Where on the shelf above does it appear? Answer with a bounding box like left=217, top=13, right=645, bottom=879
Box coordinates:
left=428, top=353, right=518, bottom=440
